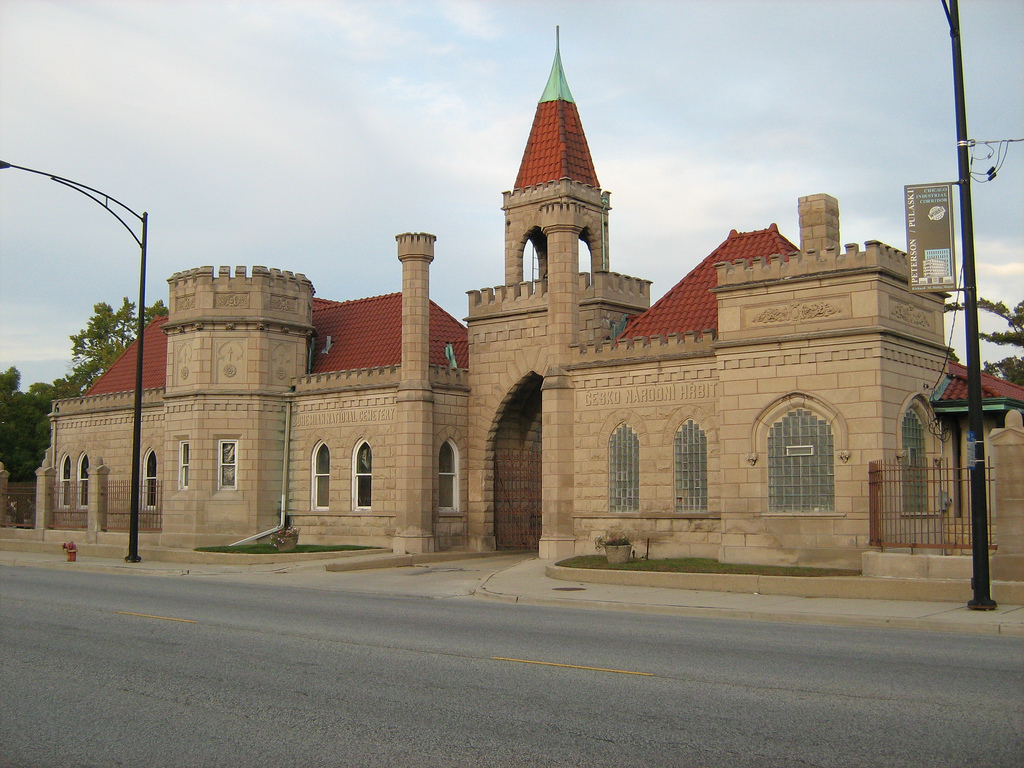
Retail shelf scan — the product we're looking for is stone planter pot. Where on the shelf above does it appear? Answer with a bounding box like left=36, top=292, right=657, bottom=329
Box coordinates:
left=274, top=537, right=297, bottom=552
left=604, top=544, right=632, bottom=565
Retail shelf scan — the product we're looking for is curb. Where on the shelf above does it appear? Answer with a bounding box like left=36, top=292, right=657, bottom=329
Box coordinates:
left=544, top=564, right=1024, bottom=605
left=474, top=586, right=1024, bottom=636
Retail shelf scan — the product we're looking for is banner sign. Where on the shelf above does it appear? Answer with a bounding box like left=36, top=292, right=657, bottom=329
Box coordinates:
left=904, top=184, right=956, bottom=292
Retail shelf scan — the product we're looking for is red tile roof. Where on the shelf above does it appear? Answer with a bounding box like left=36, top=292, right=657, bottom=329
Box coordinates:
left=86, top=315, right=170, bottom=396
left=85, top=294, right=468, bottom=396
left=937, top=362, right=1024, bottom=404
left=514, top=99, right=599, bottom=190
left=310, top=294, right=468, bottom=373
left=620, top=225, right=798, bottom=339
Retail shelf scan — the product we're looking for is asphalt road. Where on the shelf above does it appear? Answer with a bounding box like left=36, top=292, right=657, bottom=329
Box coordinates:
left=2, top=564, right=1021, bottom=767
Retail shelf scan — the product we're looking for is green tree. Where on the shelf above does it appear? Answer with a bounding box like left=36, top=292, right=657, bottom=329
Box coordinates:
left=978, top=298, right=1024, bottom=386
left=54, top=298, right=167, bottom=396
left=0, top=367, right=53, bottom=481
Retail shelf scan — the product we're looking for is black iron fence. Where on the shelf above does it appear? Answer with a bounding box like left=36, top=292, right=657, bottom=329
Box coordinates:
left=51, top=485, right=87, bottom=530
left=2, top=482, right=36, bottom=528
left=868, top=460, right=996, bottom=551
left=103, top=480, right=162, bottom=531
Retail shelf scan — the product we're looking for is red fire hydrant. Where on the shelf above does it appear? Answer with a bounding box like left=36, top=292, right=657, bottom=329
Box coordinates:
left=62, top=542, right=77, bottom=562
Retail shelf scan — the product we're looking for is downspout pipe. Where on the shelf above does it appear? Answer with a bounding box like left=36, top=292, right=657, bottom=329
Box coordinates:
left=229, top=397, right=293, bottom=547
left=280, top=397, right=292, bottom=528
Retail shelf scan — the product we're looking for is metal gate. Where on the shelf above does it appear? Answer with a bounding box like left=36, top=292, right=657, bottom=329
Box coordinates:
left=494, top=448, right=541, bottom=549
left=868, top=459, right=995, bottom=551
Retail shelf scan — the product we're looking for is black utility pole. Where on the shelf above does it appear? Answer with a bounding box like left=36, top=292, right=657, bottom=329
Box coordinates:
left=942, top=0, right=995, bottom=609
left=0, top=161, right=148, bottom=564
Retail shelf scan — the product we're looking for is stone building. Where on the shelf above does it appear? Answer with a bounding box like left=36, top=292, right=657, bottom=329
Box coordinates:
left=24, top=44, right=1024, bottom=569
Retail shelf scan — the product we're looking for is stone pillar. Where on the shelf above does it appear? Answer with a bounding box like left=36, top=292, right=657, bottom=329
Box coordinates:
left=798, top=193, right=840, bottom=254
left=86, top=462, right=109, bottom=544
left=990, top=409, right=1024, bottom=583
left=393, top=233, right=436, bottom=554
left=538, top=207, right=582, bottom=560
left=35, top=462, right=54, bottom=532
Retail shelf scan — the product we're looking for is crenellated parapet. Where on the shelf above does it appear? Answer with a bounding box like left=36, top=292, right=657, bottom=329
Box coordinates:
left=580, top=271, right=652, bottom=307
left=163, top=265, right=316, bottom=394
left=166, top=265, right=315, bottom=328
left=467, top=279, right=548, bottom=319
left=572, top=330, right=716, bottom=366
left=293, top=365, right=401, bottom=393
left=429, top=365, right=469, bottom=389
left=714, top=241, right=910, bottom=289
left=51, top=387, right=164, bottom=417
left=502, top=179, right=606, bottom=210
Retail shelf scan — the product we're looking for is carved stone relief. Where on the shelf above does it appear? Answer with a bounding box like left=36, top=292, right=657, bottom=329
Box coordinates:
left=269, top=294, right=297, bottom=313
left=271, top=342, right=293, bottom=382
left=215, top=292, right=250, bottom=309
left=175, top=341, right=194, bottom=385
left=750, top=301, right=842, bottom=325
left=216, top=340, right=246, bottom=383
left=890, top=301, right=930, bottom=329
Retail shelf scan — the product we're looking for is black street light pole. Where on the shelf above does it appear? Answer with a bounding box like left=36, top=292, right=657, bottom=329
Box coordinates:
left=941, top=0, right=995, bottom=609
left=0, top=161, right=148, bottom=563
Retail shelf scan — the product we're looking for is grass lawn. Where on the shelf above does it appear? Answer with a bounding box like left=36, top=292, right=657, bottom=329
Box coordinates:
left=195, top=544, right=377, bottom=555
left=556, top=555, right=860, bottom=578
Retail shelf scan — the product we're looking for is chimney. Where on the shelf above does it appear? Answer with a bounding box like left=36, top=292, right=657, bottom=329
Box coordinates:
left=798, top=194, right=840, bottom=253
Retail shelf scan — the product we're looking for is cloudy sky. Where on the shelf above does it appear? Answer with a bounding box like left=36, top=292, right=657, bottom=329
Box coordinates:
left=1, top=0, right=1022, bottom=389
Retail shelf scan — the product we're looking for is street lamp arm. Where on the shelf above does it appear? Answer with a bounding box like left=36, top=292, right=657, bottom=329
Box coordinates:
left=0, top=158, right=148, bottom=564
left=0, top=161, right=145, bottom=247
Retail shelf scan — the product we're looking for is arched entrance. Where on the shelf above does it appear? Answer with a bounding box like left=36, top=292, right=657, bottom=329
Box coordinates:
left=492, top=373, right=543, bottom=549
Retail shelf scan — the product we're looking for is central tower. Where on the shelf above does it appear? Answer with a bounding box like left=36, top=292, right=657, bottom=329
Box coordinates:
left=466, top=33, right=650, bottom=559
left=502, top=31, right=609, bottom=287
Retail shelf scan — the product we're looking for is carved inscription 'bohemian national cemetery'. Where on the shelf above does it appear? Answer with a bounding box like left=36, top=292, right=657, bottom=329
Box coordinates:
left=581, top=381, right=715, bottom=408
left=294, top=407, right=396, bottom=427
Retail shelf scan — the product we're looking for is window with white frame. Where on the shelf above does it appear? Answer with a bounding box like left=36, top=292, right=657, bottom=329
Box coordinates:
left=767, top=409, right=834, bottom=513
left=218, top=440, right=238, bottom=491
left=674, top=420, right=708, bottom=513
left=438, top=441, right=457, bottom=511
left=60, top=455, right=72, bottom=508
left=78, top=454, right=89, bottom=507
left=144, top=450, right=159, bottom=509
left=179, top=442, right=190, bottom=489
left=609, top=423, right=639, bottom=513
left=313, top=443, right=331, bottom=510
left=354, top=442, right=372, bottom=509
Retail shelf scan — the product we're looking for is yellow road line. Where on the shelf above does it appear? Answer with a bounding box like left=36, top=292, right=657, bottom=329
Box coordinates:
left=491, top=657, right=652, bottom=676
left=116, top=611, right=197, bottom=624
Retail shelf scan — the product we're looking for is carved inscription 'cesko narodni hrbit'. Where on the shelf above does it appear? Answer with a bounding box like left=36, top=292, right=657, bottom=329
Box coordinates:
left=581, top=381, right=715, bottom=407
left=752, top=301, right=841, bottom=325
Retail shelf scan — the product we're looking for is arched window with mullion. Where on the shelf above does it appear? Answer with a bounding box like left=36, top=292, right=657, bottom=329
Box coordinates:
left=674, top=420, right=708, bottom=513
left=354, top=442, right=372, bottom=509
left=767, top=409, right=834, bottom=514
left=313, top=443, right=331, bottom=510
left=438, top=441, right=457, bottom=511
left=144, top=450, right=158, bottom=509
left=609, top=424, right=639, bottom=513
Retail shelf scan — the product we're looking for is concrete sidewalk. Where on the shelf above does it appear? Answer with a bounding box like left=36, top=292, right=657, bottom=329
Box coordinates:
left=2, top=543, right=1022, bottom=636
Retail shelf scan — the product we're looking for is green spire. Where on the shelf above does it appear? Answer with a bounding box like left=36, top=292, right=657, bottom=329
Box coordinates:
left=539, top=26, right=574, bottom=103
